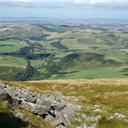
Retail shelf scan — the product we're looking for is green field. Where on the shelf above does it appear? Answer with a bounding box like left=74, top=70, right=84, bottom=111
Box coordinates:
left=0, top=23, right=128, bottom=80
left=0, top=56, right=27, bottom=67
left=0, top=40, right=28, bottom=53
left=50, top=67, right=127, bottom=79
left=0, top=23, right=128, bottom=128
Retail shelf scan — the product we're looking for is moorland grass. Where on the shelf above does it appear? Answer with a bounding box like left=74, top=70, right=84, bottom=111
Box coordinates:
left=4, top=79, right=128, bottom=128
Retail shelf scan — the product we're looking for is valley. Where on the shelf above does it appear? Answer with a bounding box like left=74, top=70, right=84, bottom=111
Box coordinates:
left=0, top=22, right=128, bottom=80
left=0, top=21, right=128, bottom=128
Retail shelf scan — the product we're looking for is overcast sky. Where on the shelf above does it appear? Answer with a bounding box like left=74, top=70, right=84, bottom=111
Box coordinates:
left=1, top=0, right=128, bottom=4
left=0, top=0, right=128, bottom=20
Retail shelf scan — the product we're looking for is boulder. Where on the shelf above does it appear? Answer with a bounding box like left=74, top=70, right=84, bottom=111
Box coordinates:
left=0, top=83, right=81, bottom=127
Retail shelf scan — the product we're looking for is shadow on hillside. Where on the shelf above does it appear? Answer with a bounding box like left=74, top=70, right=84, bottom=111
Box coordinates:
left=0, top=112, right=28, bottom=128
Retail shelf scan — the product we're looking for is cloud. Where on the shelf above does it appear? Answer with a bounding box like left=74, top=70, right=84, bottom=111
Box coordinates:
left=0, top=0, right=67, bottom=2
left=18, top=0, right=30, bottom=2
left=74, top=0, right=128, bottom=5
left=0, top=0, right=33, bottom=2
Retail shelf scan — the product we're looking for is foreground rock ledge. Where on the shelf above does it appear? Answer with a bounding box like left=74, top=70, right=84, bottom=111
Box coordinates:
left=0, top=83, right=81, bottom=127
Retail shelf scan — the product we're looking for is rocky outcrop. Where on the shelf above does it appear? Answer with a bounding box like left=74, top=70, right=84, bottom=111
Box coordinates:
left=0, top=83, right=81, bottom=127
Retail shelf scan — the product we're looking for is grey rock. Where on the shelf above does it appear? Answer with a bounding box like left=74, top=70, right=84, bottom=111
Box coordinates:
left=114, top=113, right=126, bottom=119
left=56, top=124, right=65, bottom=128
left=0, top=83, right=81, bottom=127
left=36, top=98, right=52, bottom=108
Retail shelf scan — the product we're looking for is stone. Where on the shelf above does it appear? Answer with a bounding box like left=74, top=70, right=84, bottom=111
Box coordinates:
left=114, top=113, right=126, bottom=119
left=82, top=114, right=87, bottom=120
left=0, top=83, right=81, bottom=127
left=36, top=98, right=52, bottom=109
left=56, top=124, right=65, bottom=128
left=53, top=104, right=66, bottom=111
left=93, top=109, right=102, bottom=113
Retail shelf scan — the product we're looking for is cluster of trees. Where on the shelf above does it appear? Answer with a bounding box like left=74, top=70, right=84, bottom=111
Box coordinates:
left=15, top=61, right=34, bottom=81
left=19, top=46, right=50, bottom=60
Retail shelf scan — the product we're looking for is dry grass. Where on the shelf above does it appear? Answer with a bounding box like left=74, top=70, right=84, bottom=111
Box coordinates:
left=4, top=79, right=128, bottom=114
left=2, top=78, right=128, bottom=128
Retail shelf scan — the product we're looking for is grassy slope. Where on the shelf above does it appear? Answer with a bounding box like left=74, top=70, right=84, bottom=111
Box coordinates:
left=49, top=28, right=128, bottom=79
left=0, top=24, right=128, bottom=80
left=0, top=56, right=27, bottom=67
left=0, top=40, right=28, bottom=53
left=3, top=78, right=128, bottom=128
left=50, top=67, right=127, bottom=79
left=0, top=101, right=52, bottom=128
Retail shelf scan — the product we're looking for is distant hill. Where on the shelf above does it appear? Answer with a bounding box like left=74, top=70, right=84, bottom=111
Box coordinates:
left=0, top=23, right=128, bottom=80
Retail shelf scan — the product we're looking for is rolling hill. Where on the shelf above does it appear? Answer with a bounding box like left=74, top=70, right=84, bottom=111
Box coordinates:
left=0, top=23, right=128, bottom=80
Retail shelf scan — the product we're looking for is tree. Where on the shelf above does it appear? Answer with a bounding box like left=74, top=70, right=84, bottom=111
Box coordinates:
left=15, top=61, right=34, bottom=81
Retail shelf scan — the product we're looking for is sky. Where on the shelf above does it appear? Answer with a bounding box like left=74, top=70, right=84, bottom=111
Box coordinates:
left=0, top=0, right=128, bottom=20
left=1, top=0, right=128, bottom=4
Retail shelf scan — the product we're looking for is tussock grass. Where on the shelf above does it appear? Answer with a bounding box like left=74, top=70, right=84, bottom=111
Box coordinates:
left=98, top=117, right=128, bottom=128
left=0, top=101, right=9, bottom=113
left=3, top=78, right=128, bottom=128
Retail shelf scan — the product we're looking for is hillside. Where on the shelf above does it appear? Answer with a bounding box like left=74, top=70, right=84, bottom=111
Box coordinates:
left=0, top=78, right=128, bottom=128
left=0, top=23, right=128, bottom=80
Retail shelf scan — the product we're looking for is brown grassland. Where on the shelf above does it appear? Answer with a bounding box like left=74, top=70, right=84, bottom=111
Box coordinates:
left=1, top=78, right=128, bottom=128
